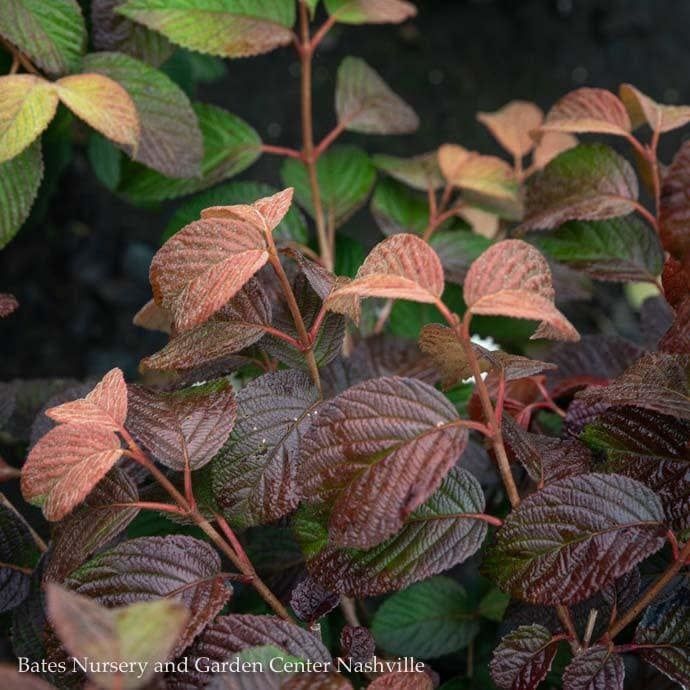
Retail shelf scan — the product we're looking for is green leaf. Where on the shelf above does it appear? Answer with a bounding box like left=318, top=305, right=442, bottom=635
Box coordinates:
left=478, top=588, right=510, bottom=622
left=0, top=140, right=43, bottom=249
left=324, top=0, right=417, bottom=24
left=0, top=0, right=86, bottom=75
left=430, top=229, right=491, bottom=285
left=373, top=151, right=444, bottom=191
left=530, top=215, right=663, bottom=283
left=120, top=102, right=261, bottom=203
left=519, top=144, right=639, bottom=232
left=82, top=51, right=202, bottom=178
left=118, top=0, right=296, bottom=58
left=371, top=177, right=429, bottom=235
left=372, top=576, right=480, bottom=658
left=282, top=145, right=376, bottom=228
left=334, top=235, right=366, bottom=278
left=87, top=132, right=122, bottom=191
left=294, top=468, right=488, bottom=596
left=164, top=181, right=308, bottom=243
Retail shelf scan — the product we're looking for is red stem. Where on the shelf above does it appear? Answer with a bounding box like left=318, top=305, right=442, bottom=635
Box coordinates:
left=260, top=144, right=304, bottom=160
left=310, top=14, right=337, bottom=51
left=214, top=513, right=252, bottom=569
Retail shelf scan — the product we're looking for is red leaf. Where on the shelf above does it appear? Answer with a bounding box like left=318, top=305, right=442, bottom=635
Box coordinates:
left=300, top=376, right=467, bottom=549
left=562, top=646, right=624, bottom=690
left=0, top=293, right=18, bottom=317
left=532, top=131, right=578, bottom=170
left=149, top=216, right=269, bottom=332
left=132, top=298, right=172, bottom=334
left=45, top=368, right=127, bottom=430
left=660, top=140, right=690, bottom=262
left=464, top=240, right=579, bottom=341
left=0, top=667, right=55, bottom=689
left=21, top=424, right=123, bottom=521
left=367, top=672, right=432, bottom=689
left=620, top=83, right=690, bottom=134
left=477, top=100, right=544, bottom=159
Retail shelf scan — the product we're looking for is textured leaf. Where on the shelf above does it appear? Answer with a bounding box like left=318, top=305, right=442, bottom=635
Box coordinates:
left=0, top=503, right=38, bottom=613
left=150, top=215, right=269, bottom=332
left=477, top=100, right=544, bottom=159
left=45, top=468, right=139, bottom=584
left=328, top=233, right=444, bottom=307
left=0, top=75, right=58, bottom=163
left=620, top=83, right=690, bottom=134
left=484, top=473, right=665, bottom=605
left=127, top=379, right=236, bottom=471
left=372, top=577, right=479, bottom=658
left=530, top=215, right=664, bottom=283
left=429, top=230, right=492, bottom=285
left=584, top=407, right=690, bottom=532
left=296, top=467, right=487, bottom=596
left=289, top=575, right=339, bottom=624
left=46, top=584, right=188, bottom=690
left=65, top=535, right=232, bottom=655
left=140, top=278, right=271, bottom=375
left=0, top=140, right=43, bottom=248
left=489, top=624, right=560, bottom=690
left=92, top=0, right=173, bottom=66
left=660, top=140, right=690, bottom=262
left=634, top=582, right=690, bottom=687
left=212, top=370, right=319, bottom=528
left=46, top=368, right=127, bottom=430
left=367, top=673, right=432, bottom=690
left=118, top=0, right=295, bottom=58
left=340, top=625, right=375, bottom=663
left=324, top=0, right=417, bottom=24
left=300, top=376, right=466, bottom=548
left=132, top=298, right=171, bottom=334
left=532, top=131, right=578, bottom=170
left=0, top=293, right=19, bottom=317
left=439, top=144, right=522, bottom=219
left=576, top=353, right=690, bottom=420
left=336, top=56, right=418, bottom=135
left=562, top=646, right=624, bottom=690
left=373, top=151, right=444, bottom=191
left=540, top=88, right=631, bottom=137
left=282, top=146, right=376, bottom=228
left=82, top=52, right=202, bottom=178
left=0, top=667, right=54, bottom=690
left=464, top=239, right=579, bottom=341
left=520, top=144, right=639, bottom=232
left=0, top=0, right=86, bottom=75
left=21, top=424, right=124, bottom=521
left=165, top=182, right=308, bottom=244
left=121, top=103, right=261, bottom=203
left=660, top=296, right=690, bottom=354
left=284, top=673, right=353, bottom=690
left=55, top=73, right=140, bottom=151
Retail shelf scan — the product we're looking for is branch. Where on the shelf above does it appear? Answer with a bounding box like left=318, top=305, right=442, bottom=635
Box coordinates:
left=260, top=143, right=303, bottom=160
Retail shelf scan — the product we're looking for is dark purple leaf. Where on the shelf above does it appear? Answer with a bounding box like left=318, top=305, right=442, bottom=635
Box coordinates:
left=562, top=646, right=624, bottom=690
left=340, top=625, right=376, bottom=663
left=0, top=503, right=38, bottom=613
left=289, top=575, right=339, bottom=624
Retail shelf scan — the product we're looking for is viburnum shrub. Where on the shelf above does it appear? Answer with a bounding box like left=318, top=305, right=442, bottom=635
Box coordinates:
left=1, top=1, right=689, bottom=689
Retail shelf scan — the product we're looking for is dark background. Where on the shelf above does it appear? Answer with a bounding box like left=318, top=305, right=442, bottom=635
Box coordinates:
left=1, top=0, right=688, bottom=381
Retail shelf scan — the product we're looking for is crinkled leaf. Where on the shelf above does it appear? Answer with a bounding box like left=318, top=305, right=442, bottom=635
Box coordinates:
left=340, top=625, right=375, bottom=663
left=520, top=144, right=639, bottom=232
left=140, top=278, right=271, bottom=375
left=211, top=370, right=319, bottom=528
left=336, top=56, right=418, bottom=135
left=464, top=239, right=579, bottom=341
left=282, top=146, right=376, bottom=229
left=200, top=187, right=294, bottom=233
left=484, top=473, right=665, bottom=605
left=289, top=575, right=339, bottom=624
left=45, top=468, right=139, bottom=584
left=439, top=144, right=522, bottom=219
left=82, top=52, right=202, bottom=178
left=634, top=582, right=690, bottom=687
left=295, top=467, right=487, bottom=596
left=373, top=151, right=443, bottom=191
left=562, top=646, right=624, bottom=690
left=92, top=0, right=173, bottom=66
left=0, top=140, right=43, bottom=249
left=65, top=535, right=231, bottom=656
left=46, top=584, right=189, bottom=690
left=117, top=0, right=296, bottom=58
left=0, top=0, right=86, bottom=75
left=477, top=100, right=544, bottom=159
left=660, top=140, right=690, bottom=262
left=0, top=293, right=18, bottom=317
left=660, top=295, right=690, bottom=354
left=132, top=298, right=171, bottom=334
left=489, top=623, right=560, bottom=690
left=0, top=75, right=58, bottom=163
left=540, top=87, right=631, bottom=137
left=324, top=0, right=417, bottom=24
left=149, top=214, right=269, bottom=332
left=576, top=353, right=690, bottom=420
left=21, top=424, right=124, bottom=521
left=367, top=672, right=432, bottom=690
left=620, top=83, right=690, bottom=134
left=0, top=503, right=38, bottom=613
left=165, top=182, right=308, bottom=244
left=372, top=577, right=479, bottom=658
left=127, top=379, right=236, bottom=471
left=530, top=215, right=664, bottom=283
left=46, top=368, right=127, bottom=430
left=300, top=376, right=466, bottom=548
left=328, top=233, right=445, bottom=307
left=121, top=103, right=261, bottom=203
